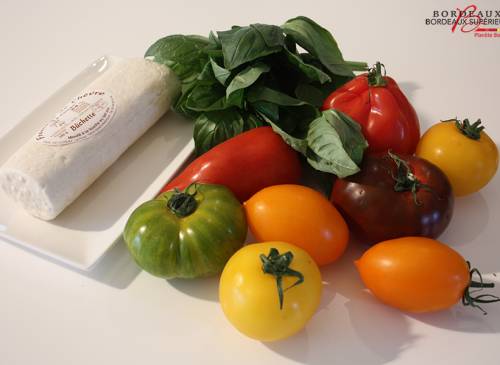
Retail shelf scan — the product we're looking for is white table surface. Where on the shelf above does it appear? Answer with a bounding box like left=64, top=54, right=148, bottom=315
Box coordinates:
left=1, top=1, right=500, bottom=364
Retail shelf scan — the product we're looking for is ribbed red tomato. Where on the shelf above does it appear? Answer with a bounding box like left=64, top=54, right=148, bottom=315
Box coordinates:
left=322, top=62, right=420, bottom=154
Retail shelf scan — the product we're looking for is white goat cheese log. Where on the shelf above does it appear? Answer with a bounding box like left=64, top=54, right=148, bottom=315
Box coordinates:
left=0, top=57, right=180, bottom=220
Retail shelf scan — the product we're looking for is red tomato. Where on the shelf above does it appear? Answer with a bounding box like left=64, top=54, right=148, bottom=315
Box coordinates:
left=160, top=127, right=301, bottom=202
left=322, top=62, right=420, bottom=154
left=331, top=152, right=453, bottom=244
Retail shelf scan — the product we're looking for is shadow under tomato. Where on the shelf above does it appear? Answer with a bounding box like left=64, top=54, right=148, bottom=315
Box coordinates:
left=263, top=329, right=311, bottom=364
left=83, top=238, right=142, bottom=289
left=398, top=81, right=420, bottom=101
left=264, top=241, right=416, bottom=365
left=166, top=275, right=220, bottom=302
left=408, top=304, right=500, bottom=334
left=440, top=192, right=489, bottom=247
left=330, top=242, right=418, bottom=362
left=345, top=291, right=419, bottom=361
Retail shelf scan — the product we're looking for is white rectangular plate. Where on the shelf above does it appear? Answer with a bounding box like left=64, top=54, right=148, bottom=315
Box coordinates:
left=0, top=56, right=194, bottom=270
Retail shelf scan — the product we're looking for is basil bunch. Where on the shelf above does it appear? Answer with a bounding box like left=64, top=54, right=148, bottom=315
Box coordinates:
left=145, top=16, right=368, bottom=177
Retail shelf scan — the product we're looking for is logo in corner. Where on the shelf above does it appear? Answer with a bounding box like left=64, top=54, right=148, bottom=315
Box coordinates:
left=425, top=4, right=500, bottom=38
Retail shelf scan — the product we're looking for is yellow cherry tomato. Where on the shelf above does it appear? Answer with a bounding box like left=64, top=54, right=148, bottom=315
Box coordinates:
left=219, top=241, right=322, bottom=342
left=416, top=118, right=498, bottom=196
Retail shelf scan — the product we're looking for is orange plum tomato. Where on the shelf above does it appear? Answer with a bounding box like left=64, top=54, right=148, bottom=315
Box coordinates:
left=244, top=184, right=349, bottom=266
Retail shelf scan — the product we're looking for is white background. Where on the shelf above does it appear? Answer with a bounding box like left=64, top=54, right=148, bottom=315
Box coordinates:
left=1, top=0, right=500, bottom=364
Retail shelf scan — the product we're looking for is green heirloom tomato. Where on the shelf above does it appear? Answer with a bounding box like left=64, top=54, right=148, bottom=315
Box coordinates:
left=123, top=183, right=247, bottom=279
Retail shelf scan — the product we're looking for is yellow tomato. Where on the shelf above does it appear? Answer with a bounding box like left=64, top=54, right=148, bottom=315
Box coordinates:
left=219, top=241, right=322, bottom=342
left=416, top=119, right=498, bottom=196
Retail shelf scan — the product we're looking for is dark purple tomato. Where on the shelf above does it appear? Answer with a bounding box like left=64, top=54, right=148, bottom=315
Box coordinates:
left=331, top=152, right=454, bottom=244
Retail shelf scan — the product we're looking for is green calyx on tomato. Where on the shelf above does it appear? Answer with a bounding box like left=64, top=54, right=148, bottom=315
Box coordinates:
left=166, top=184, right=198, bottom=217
left=367, top=61, right=387, bottom=87
left=260, top=248, right=304, bottom=310
left=219, top=241, right=322, bottom=341
left=387, top=151, right=436, bottom=205
left=463, top=262, right=500, bottom=315
left=441, top=118, right=485, bottom=141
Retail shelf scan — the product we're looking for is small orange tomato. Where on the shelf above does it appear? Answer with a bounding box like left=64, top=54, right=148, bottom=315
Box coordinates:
left=244, top=184, right=349, bottom=266
left=355, top=237, right=470, bottom=313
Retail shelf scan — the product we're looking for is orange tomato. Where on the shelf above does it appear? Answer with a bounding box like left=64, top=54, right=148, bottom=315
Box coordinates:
left=355, top=237, right=470, bottom=313
left=244, top=184, right=349, bottom=266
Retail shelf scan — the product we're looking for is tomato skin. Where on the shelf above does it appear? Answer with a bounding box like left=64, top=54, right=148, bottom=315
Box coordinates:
left=244, top=185, right=349, bottom=266
left=219, top=241, right=322, bottom=341
left=416, top=121, right=499, bottom=196
left=356, top=237, right=470, bottom=313
left=331, top=153, right=453, bottom=244
left=322, top=73, right=420, bottom=154
left=123, top=184, right=247, bottom=278
left=160, top=127, right=301, bottom=202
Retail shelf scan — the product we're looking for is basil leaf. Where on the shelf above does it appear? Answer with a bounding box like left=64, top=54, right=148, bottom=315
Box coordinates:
left=218, top=24, right=285, bottom=70
left=208, top=31, right=221, bottom=48
left=265, top=117, right=309, bottom=154
left=145, top=35, right=210, bottom=83
left=283, top=49, right=331, bottom=84
left=185, top=83, right=227, bottom=111
left=173, top=81, right=200, bottom=119
left=244, top=113, right=265, bottom=130
left=282, top=16, right=359, bottom=77
left=226, top=89, right=245, bottom=108
left=260, top=108, right=368, bottom=178
left=194, top=109, right=244, bottom=155
left=306, top=109, right=368, bottom=177
left=148, top=18, right=368, bottom=176
left=294, top=83, right=326, bottom=108
left=248, top=85, right=318, bottom=133
left=210, top=58, right=231, bottom=86
left=252, top=101, right=279, bottom=122
left=196, top=60, right=218, bottom=84
left=284, top=35, right=297, bottom=53
left=184, top=61, right=232, bottom=112
left=327, top=109, right=367, bottom=165
left=226, top=62, right=270, bottom=98
left=247, top=85, right=309, bottom=106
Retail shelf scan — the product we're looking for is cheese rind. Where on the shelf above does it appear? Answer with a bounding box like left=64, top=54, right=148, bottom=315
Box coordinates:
left=0, top=58, right=180, bottom=220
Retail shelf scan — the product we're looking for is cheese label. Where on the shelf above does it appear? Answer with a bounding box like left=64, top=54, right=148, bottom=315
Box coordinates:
left=35, top=91, right=116, bottom=146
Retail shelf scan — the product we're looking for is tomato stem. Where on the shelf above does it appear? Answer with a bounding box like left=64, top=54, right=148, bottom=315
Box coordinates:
left=166, top=184, right=198, bottom=217
left=367, top=62, right=387, bottom=87
left=386, top=151, right=438, bottom=205
left=260, top=248, right=304, bottom=310
left=462, top=261, right=500, bottom=315
left=456, top=118, right=484, bottom=140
